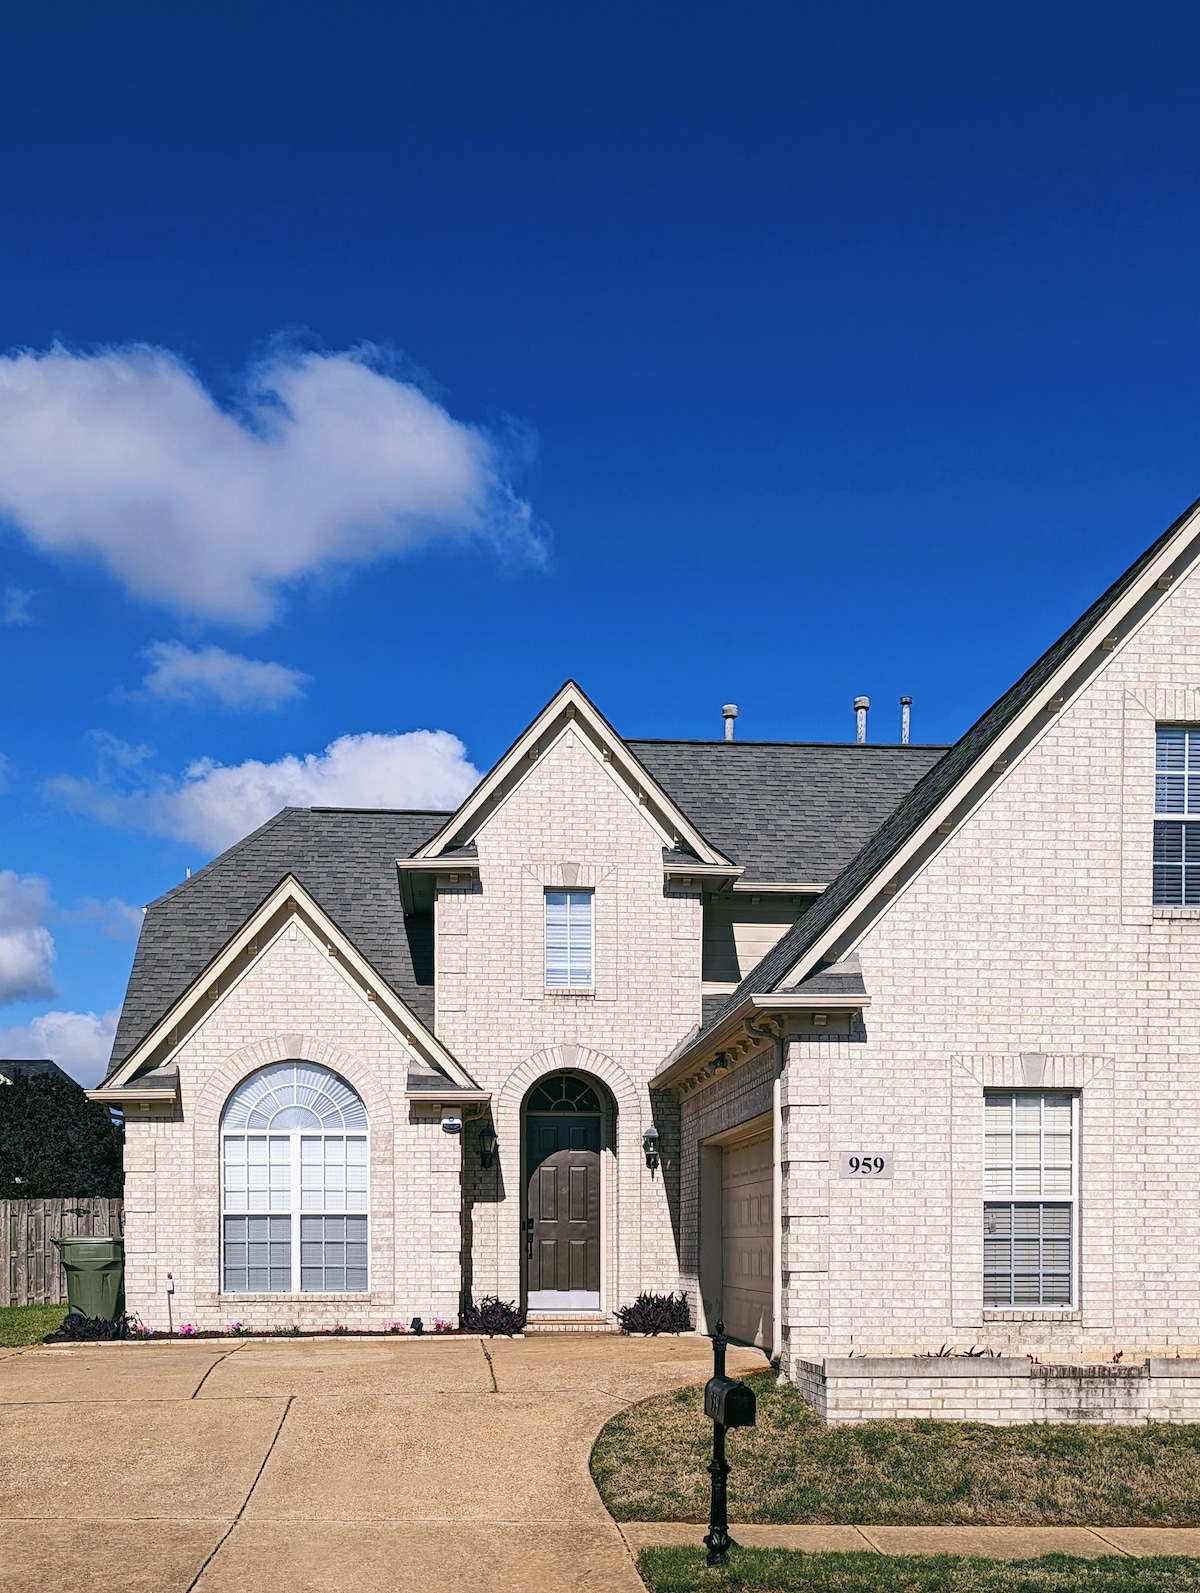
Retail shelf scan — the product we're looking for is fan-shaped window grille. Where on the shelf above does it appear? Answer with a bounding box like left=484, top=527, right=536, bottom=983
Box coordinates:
left=526, top=1073, right=601, bottom=1113
left=221, top=1063, right=368, bottom=1295
left=222, top=1063, right=367, bottom=1131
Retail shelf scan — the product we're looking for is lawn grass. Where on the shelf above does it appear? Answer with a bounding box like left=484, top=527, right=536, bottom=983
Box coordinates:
left=636, top=1549, right=1200, bottom=1593
left=591, top=1372, right=1200, bottom=1526
left=0, top=1303, right=68, bottom=1347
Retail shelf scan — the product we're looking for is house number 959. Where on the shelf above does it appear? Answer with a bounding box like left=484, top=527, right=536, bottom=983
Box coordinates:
left=839, top=1153, right=893, bottom=1179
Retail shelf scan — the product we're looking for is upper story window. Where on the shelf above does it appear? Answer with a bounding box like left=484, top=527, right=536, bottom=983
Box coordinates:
left=545, top=889, right=593, bottom=989
left=983, top=1091, right=1075, bottom=1308
left=1154, top=726, right=1200, bottom=905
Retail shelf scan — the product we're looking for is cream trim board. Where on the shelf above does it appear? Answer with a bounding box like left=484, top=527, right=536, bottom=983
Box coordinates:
left=411, top=681, right=733, bottom=867
left=773, top=506, right=1200, bottom=992
left=106, top=876, right=475, bottom=1091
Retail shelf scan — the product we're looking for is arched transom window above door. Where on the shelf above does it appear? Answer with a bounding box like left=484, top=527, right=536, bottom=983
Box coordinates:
left=525, top=1074, right=601, bottom=1114
left=221, top=1063, right=368, bottom=1295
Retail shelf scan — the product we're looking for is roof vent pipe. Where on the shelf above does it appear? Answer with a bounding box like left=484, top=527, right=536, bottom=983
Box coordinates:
left=854, top=696, right=870, bottom=744
left=722, top=704, right=738, bottom=742
left=900, top=696, right=912, bottom=746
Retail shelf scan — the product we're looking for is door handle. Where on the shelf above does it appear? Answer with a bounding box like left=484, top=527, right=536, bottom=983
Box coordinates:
left=525, top=1217, right=534, bottom=1259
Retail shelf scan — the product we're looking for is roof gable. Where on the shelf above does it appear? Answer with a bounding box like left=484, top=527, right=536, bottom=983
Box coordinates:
left=109, top=806, right=448, bottom=1074
left=103, top=876, right=477, bottom=1092
left=409, top=681, right=735, bottom=867
left=665, top=491, right=1200, bottom=1068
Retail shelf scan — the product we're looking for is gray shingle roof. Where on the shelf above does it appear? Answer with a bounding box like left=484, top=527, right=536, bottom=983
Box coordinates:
left=108, top=807, right=449, bottom=1078
left=107, top=732, right=947, bottom=1081
left=629, top=741, right=947, bottom=884
left=694, top=495, right=1200, bottom=1043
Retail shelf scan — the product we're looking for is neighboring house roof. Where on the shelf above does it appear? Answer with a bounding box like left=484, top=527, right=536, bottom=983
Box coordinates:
left=675, top=492, right=1200, bottom=1061
left=629, top=741, right=947, bottom=885
left=0, top=1058, right=78, bottom=1088
left=107, top=806, right=449, bottom=1077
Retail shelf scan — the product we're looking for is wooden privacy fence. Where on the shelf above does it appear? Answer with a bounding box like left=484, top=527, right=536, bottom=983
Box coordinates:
left=3, top=1198, right=124, bottom=1307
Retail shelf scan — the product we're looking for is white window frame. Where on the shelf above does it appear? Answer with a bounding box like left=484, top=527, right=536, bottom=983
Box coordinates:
left=982, top=1091, right=1077, bottom=1312
left=220, top=1064, right=370, bottom=1296
left=544, top=888, right=594, bottom=991
left=1154, top=725, right=1200, bottom=906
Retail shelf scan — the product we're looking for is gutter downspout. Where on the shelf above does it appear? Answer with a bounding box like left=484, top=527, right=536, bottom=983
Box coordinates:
left=772, top=1071, right=783, bottom=1365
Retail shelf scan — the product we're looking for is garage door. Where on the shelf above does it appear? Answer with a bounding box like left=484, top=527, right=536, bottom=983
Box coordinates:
left=721, top=1129, right=773, bottom=1349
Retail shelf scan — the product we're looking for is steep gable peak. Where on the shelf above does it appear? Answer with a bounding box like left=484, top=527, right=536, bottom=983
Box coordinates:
left=409, top=681, right=734, bottom=867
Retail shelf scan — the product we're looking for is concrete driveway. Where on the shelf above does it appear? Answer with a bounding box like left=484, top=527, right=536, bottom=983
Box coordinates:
left=0, top=1333, right=766, bottom=1593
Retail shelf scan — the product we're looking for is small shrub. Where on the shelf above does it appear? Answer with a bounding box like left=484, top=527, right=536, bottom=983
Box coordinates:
left=433, top=1317, right=452, bottom=1333
left=459, top=1295, right=526, bottom=1335
left=383, top=1321, right=408, bottom=1334
left=615, top=1291, right=691, bottom=1335
left=48, top=1310, right=134, bottom=1342
left=227, top=1321, right=249, bottom=1336
left=329, top=1323, right=349, bottom=1335
left=272, top=1323, right=300, bottom=1336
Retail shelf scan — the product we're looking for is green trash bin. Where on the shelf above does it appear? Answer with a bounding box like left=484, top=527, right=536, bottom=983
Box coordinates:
left=53, top=1236, right=125, bottom=1321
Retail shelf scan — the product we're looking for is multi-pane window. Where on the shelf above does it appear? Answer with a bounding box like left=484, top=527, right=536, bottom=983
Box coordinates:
left=221, top=1063, right=368, bottom=1294
left=1154, top=727, right=1200, bottom=905
left=984, top=1092, right=1075, bottom=1308
left=545, top=889, right=594, bottom=989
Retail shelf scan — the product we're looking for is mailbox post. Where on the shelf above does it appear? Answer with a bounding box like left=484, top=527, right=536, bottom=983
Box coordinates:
left=702, top=1318, right=756, bottom=1566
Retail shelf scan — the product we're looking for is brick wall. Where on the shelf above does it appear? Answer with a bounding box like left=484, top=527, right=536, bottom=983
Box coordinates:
left=123, top=922, right=462, bottom=1333
left=797, top=1357, right=1200, bottom=1425
left=764, top=561, right=1200, bottom=1373
left=436, top=727, right=692, bottom=1314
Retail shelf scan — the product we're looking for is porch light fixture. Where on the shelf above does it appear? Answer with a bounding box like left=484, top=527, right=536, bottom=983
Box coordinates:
left=479, top=1125, right=498, bottom=1169
left=643, top=1125, right=661, bottom=1176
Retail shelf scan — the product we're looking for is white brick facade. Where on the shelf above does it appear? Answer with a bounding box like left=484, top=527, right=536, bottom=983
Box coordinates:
left=120, top=724, right=694, bottom=1331
left=114, top=544, right=1200, bottom=1411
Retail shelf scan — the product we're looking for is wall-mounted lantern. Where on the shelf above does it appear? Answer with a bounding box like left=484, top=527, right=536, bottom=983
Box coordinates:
left=479, top=1125, right=498, bottom=1169
left=643, top=1125, right=661, bottom=1176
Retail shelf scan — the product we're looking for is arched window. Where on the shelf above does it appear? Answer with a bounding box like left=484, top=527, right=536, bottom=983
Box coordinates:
left=221, top=1063, right=368, bottom=1295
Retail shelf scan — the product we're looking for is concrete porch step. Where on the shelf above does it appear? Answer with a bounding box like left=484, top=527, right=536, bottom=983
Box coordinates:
left=525, top=1312, right=618, bottom=1333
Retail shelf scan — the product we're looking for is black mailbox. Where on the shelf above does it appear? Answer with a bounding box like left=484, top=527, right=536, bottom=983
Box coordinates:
left=704, top=1374, right=756, bottom=1428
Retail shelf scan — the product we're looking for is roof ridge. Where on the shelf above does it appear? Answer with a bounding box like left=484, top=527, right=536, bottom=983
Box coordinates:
left=626, top=738, right=950, bottom=749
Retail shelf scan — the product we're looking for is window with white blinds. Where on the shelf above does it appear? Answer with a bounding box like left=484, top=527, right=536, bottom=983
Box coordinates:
left=544, top=889, right=594, bottom=989
left=1154, top=726, right=1200, bottom=905
left=984, top=1092, right=1075, bottom=1308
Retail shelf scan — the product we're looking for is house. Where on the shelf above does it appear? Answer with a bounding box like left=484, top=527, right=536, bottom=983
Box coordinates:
left=94, top=494, right=1200, bottom=1420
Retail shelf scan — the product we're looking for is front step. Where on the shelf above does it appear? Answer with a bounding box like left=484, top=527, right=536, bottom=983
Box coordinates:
left=525, top=1312, right=618, bottom=1334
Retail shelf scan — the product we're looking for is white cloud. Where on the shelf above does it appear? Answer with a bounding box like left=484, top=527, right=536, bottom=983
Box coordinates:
left=0, top=871, right=56, bottom=1004
left=47, top=728, right=480, bottom=854
left=0, top=343, right=544, bottom=626
left=141, top=641, right=309, bottom=711
left=60, top=897, right=144, bottom=941
left=0, top=1009, right=119, bottom=1088
left=1, top=585, right=33, bottom=624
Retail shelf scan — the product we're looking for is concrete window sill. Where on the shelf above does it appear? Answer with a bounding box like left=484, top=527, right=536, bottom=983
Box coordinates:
left=983, top=1309, right=1082, bottom=1322
left=1152, top=907, right=1200, bottom=919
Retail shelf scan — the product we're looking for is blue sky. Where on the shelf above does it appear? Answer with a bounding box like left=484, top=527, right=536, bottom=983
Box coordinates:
left=2, top=2, right=1200, bottom=1080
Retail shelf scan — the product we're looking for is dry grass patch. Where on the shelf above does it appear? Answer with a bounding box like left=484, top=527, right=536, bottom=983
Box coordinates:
left=637, top=1549, right=1200, bottom=1593
left=591, top=1371, right=1200, bottom=1525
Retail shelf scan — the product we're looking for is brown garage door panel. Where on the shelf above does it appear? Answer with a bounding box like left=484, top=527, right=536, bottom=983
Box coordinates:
left=722, top=1131, right=773, bottom=1350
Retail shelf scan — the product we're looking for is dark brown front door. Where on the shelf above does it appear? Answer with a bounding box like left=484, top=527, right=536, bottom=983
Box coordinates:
left=525, top=1114, right=600, bottom=1305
